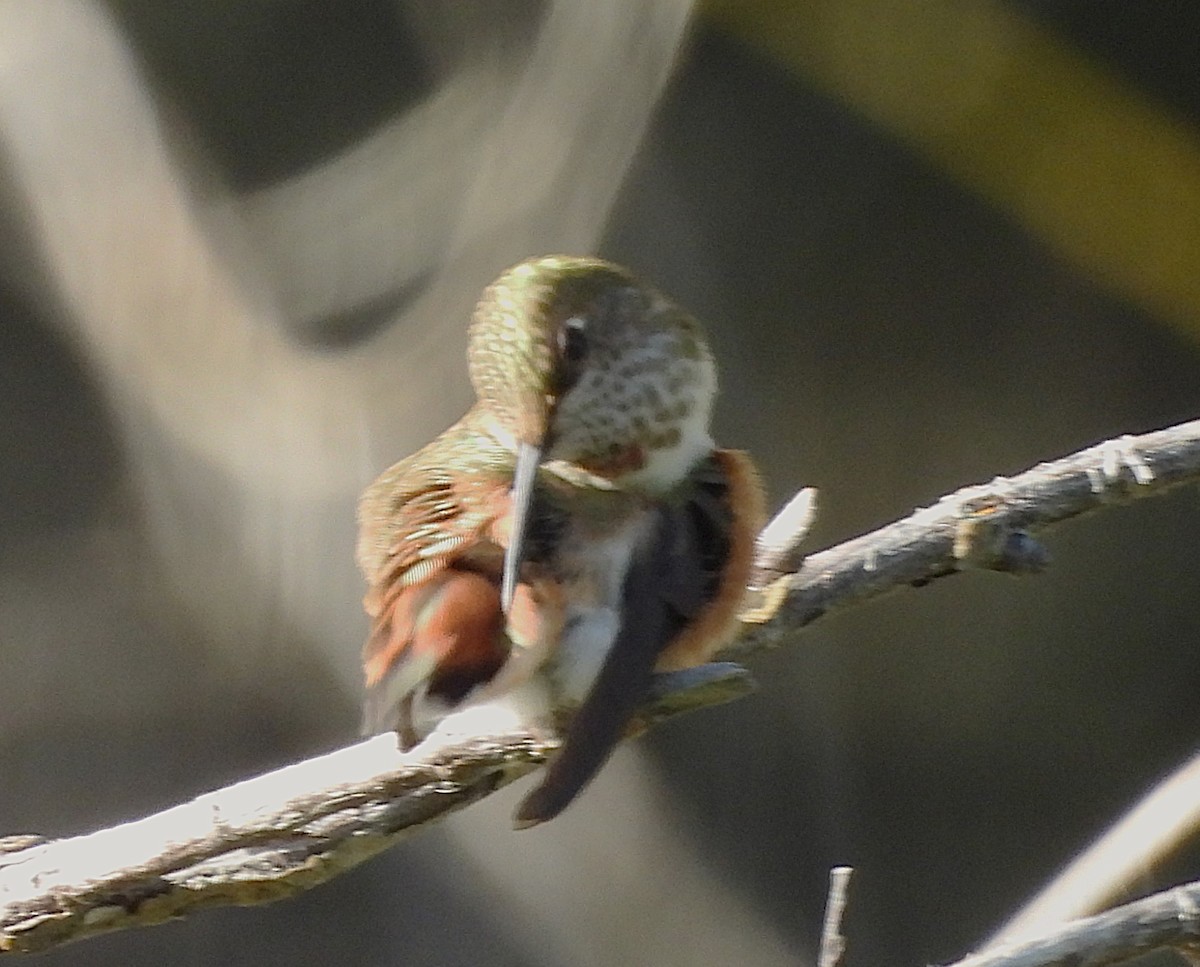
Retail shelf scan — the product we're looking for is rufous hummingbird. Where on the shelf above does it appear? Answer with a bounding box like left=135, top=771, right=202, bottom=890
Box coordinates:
left=356, top=255, right=764, bottom=828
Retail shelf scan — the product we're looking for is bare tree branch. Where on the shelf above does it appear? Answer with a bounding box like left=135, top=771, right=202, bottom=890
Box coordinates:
left=985, top=746, right=1200, bottom=944
left=945, top=878, right=1200, bottom=967
left=729, top=417, right=1200, bottom=657
left=0, top=664, right=752, bottom=954
left=4, top=418, right=1200, bottom=955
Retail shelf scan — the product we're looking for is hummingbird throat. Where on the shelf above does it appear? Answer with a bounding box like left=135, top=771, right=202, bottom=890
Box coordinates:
left=574, top=442, right=646, bottom=478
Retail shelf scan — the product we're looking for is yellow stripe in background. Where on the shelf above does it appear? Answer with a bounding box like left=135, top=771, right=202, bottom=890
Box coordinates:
left=707, top=0, right=1200, bottom=338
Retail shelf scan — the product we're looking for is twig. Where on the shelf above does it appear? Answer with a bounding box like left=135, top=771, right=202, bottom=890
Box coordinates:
left=4, top=418, right=1200, bottom=955
left=818, top=866, right=854, bottom=967
left=987, top=748, right=1200, bottom=945
left=730, top=418, right=1200, bottom=656
left=945, top=879, right=1200, bottom=967
left=751, top=486, right=819, bottom=587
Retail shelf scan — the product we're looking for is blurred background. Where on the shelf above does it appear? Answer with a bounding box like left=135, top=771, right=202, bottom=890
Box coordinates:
left=2, top=1, right=1199, bottom=964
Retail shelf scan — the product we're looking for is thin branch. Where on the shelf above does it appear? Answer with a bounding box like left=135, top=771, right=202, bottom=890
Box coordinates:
left=729, top=418, right=1200, bottom=657
left=945, top=878, right=1200, bottom=967
left=817, top=866, right=854, bottom=967
left=4, top=418, right=1200, bottom=955
left=988, top=747, right=1200, bottom=946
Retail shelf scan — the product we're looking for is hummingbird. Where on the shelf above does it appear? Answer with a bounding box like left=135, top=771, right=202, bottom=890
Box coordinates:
left=356, top=255, right=764, bottom=828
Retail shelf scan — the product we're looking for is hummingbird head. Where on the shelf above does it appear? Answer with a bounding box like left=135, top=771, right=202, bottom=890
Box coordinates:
left=469, top=255, right=717, bottom=489
left=467, top=255, right=718, bottom=611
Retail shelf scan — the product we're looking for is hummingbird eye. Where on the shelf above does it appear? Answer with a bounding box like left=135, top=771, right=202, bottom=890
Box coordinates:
left=557, top=316, right=589, bottom=367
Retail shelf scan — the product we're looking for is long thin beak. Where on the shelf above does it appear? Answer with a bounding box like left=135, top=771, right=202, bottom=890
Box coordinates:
left=501, top=441, right=542, bottom=615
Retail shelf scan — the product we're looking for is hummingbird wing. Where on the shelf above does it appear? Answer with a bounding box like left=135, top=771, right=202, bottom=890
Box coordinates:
left=357, top=411, right=516, bottom=741
left=513, top=449, right=765, bottom=828
left=654, top=449, right=765, bottom=671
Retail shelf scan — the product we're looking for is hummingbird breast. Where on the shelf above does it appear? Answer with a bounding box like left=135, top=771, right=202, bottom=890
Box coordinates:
left=517, top=480, right=657, bottom=709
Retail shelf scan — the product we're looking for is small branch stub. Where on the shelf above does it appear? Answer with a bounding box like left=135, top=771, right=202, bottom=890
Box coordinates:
left=818, top=866, right=853, bottom=967
left=751, top=486, right=818, bottom=587
left=952, top=494, right=1049, bottom=574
